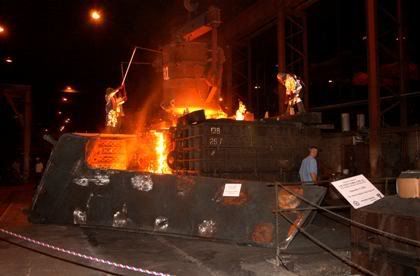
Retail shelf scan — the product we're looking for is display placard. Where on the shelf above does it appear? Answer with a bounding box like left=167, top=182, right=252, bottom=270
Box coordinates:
left=331, top=174, right=384, bottom=209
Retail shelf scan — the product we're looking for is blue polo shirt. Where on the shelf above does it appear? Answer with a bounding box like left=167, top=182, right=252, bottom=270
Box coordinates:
left=299, top=156, right=317, bottom=183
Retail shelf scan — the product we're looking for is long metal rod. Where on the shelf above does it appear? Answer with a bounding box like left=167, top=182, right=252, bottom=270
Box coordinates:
left=267, top=177, right=396, bottom=186
left=121, top=62, right=153, bottom=65
left=275, top=169, right=280, bottom=266
left=276, top=182, right=420, bottom=248
left=134, top=46, right=162, bottom=54
left=275, top=205, right=350, bottom=212
left=121, top=47, right=137, bottom=86
left=311, top=91, right=420, bottom=111
left=278, top=212, right=376, bottom=276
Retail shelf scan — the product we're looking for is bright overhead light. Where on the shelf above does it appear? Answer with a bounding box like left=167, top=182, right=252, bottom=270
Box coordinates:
left=5, top=57, right=13, bottom=63
left=62, top=85, right=79, bottom=93
left=89, top=9, right=103, bottom=23
left=0, top=25, right=5, bottom=33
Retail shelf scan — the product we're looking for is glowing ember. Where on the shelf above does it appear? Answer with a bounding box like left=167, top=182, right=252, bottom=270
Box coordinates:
left=235, top=101, right=246, bottom=121
left=152, top=131, right=171, bottom=174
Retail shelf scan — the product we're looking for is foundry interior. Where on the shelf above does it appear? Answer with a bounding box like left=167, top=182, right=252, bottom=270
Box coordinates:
left=0, top=1, right=420, bottom=275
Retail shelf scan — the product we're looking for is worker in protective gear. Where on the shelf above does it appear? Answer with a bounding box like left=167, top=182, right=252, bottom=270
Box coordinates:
left=277, top=73, right=305, bottom=115
left=105, top=86, right=127, bottom=133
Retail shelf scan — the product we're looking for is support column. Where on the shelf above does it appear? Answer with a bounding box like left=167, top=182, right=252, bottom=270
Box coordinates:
left=303, top=13, right=310, bottom=111
left=397, top=0, right=408, bottom=169
left=366, top=0, right=381, bottom=177
left=225, top=45, right=233, bottom=114
left=211, top=26, right=219, bottom=99
left=277, top=3, right=287, bottom=115
left=23, top=88, right=32, bottom=182
left=247, top=40, right=253, bottom=109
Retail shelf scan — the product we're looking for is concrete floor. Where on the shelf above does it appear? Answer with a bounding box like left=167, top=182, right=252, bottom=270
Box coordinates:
left=0, top=184, right=351, bottom=276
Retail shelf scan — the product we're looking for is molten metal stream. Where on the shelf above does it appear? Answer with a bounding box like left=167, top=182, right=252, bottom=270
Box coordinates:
left=152, top=131, right=171, bottom=174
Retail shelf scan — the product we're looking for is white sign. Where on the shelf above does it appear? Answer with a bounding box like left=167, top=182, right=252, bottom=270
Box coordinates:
left=331, top=174, right=384, bottom=209
left=223, top=183, right=242, bottom=197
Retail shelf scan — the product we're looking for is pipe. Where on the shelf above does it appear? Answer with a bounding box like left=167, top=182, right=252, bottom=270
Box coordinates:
left=366, top=0, right=381, bottom=177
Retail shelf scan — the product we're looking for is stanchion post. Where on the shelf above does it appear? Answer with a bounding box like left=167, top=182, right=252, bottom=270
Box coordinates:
left=274, top=169, right=282, bottom=266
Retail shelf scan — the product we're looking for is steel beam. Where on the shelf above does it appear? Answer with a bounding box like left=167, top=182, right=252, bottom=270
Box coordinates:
left=222, top=0, right=279, bottom=42
left=303, top=13, right=310, bottom=110
left=247, top=40, right=253, bottom=109
left=23, top=88, right=32, bottom=182
left=225, top=45, right=233, bottom=114
left=397, top=0, right=408, bottom=169
left=277, top=4, right=287, bottom=115
left=366, top=0, right=381, bottom=177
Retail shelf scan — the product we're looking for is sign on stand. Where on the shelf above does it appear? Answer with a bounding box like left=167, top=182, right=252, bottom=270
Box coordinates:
left=331, top=174, right=384, bottom=209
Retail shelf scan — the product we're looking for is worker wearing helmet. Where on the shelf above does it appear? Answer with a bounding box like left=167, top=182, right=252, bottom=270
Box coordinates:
left=105, top=86, right=127, bottom=133
left=277, top=73, right=305, bottom=115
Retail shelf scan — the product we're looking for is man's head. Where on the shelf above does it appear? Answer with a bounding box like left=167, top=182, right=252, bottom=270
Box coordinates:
left=308, top=146, right=318, bottom=158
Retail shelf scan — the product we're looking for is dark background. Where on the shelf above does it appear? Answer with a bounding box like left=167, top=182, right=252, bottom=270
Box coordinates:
left=1, top=0, right=419, bottom=168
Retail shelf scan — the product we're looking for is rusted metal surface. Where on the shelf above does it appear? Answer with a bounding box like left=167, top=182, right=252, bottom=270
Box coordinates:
left=351, top=196, right=420, bottom=275
left=278, top=186, right=303, bottom=209
left=366, top=0, right=381, bottom=177
left=252, top=223, right=274, bottom=244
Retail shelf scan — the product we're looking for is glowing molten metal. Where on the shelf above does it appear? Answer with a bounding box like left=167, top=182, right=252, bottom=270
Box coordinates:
left=152, top=131, right=171, bottom=174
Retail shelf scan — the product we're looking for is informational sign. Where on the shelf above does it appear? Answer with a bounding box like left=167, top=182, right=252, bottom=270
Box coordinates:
left=331, top=174, right=384, bottom=209
left=223, top=183, right=242, bottom=197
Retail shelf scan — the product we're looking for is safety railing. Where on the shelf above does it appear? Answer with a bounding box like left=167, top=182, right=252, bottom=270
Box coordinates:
left=269, top=174, right=418, bottom=276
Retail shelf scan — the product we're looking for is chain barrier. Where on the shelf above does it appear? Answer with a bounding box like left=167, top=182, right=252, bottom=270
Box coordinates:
left=0, top=227, right=173, bottom=276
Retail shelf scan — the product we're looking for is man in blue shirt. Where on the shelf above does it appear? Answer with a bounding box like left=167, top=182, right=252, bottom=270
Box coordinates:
left=299, top=146, right=318, bottom=184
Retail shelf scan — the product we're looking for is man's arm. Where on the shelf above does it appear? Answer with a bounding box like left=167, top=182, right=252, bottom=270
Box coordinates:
left=310, top=172, right=317, bottom=183
left=309, top=159, right=318, bottom=183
